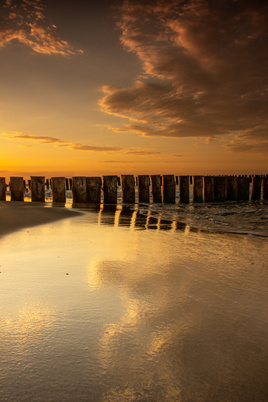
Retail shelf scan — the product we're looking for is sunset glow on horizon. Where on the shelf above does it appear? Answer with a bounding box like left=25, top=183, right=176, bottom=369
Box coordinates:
left=1, top=0, right=267, bottom=179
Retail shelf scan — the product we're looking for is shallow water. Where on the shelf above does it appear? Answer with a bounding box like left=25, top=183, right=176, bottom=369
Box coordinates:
left=0, top=206, right=268, bottom=401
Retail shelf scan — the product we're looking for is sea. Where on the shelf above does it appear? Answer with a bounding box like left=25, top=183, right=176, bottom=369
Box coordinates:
left=15, top=186, right=268, bottom=239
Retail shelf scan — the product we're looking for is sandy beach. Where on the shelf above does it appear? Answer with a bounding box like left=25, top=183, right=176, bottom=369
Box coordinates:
left=0, top=202, right=268, bottom=401
left=0, top=201, right=82, bottom=238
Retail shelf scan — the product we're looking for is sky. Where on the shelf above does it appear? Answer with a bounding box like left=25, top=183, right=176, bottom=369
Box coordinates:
left=0, top=0, right=267, bottom=179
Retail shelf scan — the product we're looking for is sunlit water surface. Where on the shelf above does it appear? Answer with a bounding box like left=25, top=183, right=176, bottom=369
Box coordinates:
left=0, top=206, right=268, bottom=401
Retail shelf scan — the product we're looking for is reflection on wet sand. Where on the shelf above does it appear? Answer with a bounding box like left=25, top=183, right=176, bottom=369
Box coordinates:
left=1, top=204, right=267, bottom=401
left=96, top=205, right=190, bottom=233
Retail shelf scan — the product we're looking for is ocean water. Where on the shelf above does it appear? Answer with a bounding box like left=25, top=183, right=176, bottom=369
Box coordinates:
left=14, top=186, right=268, bottom=238
left=1, top=196, right=268, bottom=401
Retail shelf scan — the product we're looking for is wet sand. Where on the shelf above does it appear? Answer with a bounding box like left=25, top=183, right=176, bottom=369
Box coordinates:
left=0, top=201, right=82, bottom=238
left=0, top=203, right=268, bottom=401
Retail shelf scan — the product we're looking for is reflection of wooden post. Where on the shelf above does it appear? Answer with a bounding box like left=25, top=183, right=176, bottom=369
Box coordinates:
left=179, top=176, right=189, bottom=203
left=214, top=176, right=227, bottom=202
left=122, top=175, right=135, bottom=203
left=31, top=176, right=45, bottom=202
left=204, top=176, right=215, bottom=202
left=137, top=175, right=150, bottom=203
left=86, top=177, right=102, bottom=204
left=10, top=177, right=24, bottom=201
left=251, top=175, right=261, bottom=200
left=163, top=175, right=176, bottom=203
left=103, top=176, right=118, bottom=204
left=237, top=176, right=249, bottom=201
left=72, top=177, right=87, bottom=203
left=51, top=177, right=66, bottom=203
left=262, top=176, right=268, bottom=200
left=150, top=175, right=162, bottom=203
left=226, top=176, right=238, bottom=201
left=193, top=176, right=203, bottom=203
left=0, top=177, right=6, bottom=201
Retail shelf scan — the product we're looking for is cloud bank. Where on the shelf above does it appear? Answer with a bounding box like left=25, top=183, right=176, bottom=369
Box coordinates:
left=2, top=132, right=161, bottom=155
left=0, top=0, right=82, bottom=55
left=100, top=0, right=268, bottom=153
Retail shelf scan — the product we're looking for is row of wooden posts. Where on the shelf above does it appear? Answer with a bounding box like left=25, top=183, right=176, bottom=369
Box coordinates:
left=0, top=175, right=267, bottom=204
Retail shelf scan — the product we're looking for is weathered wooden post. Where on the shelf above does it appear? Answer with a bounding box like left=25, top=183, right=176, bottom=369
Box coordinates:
left=121, top=175, right=135, bottom=203
left=103, top=175, right=118, bottom=204
left=86, top=177, right=102, bottom=204
left=31, top=176, right=45, bottom=202
left=203, top=176, right=215, bottom=202
left=237, top=176, right=249, bottom=201
left=214, top=176, right=227, bottom=202
left=51, top=177, right=66, bottom=203
left=65, top=178, right=69, bottom=191
left=226, top=176, right=238, bottom=201
left=150, top=175, right=162, bottom=203
left=10, top=177, right=24, bottom=201
left=262, top=175, right=268, bottom=200
left=0, top=177, right=6, bottom=201
left=179, top=176, right=189, bottom=203
left=72, top=177, right=87, bottom=203
left=137, top=175, right=150, bottom=203
left=46, top=179, right=50, bottom=190
left=192, top=176, right=203, bottom=203
left=163, top=175, right=176, bottom=203
left=251, top=175, right=261, bottom=200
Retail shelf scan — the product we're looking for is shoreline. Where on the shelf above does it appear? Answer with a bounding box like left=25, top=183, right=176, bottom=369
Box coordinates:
left=0, top=201, right=82, bottom=238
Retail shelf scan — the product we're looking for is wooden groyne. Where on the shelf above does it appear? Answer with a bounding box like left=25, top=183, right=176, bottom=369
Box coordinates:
left=0, top=175, right=267, bottom=204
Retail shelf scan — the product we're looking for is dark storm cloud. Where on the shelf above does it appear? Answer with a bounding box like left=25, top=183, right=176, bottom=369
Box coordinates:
left=100, top=0, right=268, bottom=152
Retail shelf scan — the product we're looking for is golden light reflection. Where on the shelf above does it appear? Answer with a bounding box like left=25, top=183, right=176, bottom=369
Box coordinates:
left=2, top=304, right=54, bottom=348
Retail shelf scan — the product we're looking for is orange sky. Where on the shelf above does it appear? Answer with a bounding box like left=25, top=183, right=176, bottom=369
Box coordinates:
left=0, top=0, right=267, bottom=179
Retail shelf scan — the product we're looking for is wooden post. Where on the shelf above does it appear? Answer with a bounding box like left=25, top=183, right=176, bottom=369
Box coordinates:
left=46, top=178, right=50, bottom=190
left=0, top=177, right=6, bottom=201
left=137, top=175, right=150, bottom=203
left=251, top=175, right=261, bottom=200
left=121, top=175, right=135, bottom=203
left=214, top=176, right=227, bottom=202
left=150, top=175, right=162, bottom=203
left=86, top=177, right=102, bottom=204
left=163, top=175, right=176, bottom=203
left=226, top=176, right=238, bottom=201
left=237, top=176, right=249, bottom=201
left=51, top=177, right=66, bottom=203
left=203, top=176, right=215, bottom=202
left=65, top=178, right=69, bottom=191
left=192, top=176, right=203, bottom=203
left=10, top=177, right=24, bottom=201
left=262, top=176, right=268, bottom=200
left=103, top=175, right=118, bottom=204
left=179, top=176, right=189, bottom=203
left=72, top=177, right=87, bottom=203
left=31, top=176, right=45, bottom=202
